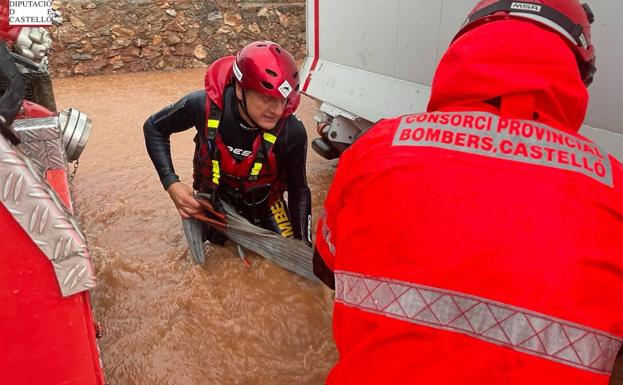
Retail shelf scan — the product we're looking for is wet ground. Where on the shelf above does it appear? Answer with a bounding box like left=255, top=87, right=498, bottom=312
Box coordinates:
left=53, top=68, right=622, bottom=385
left=54, top=68, right=338, bottom=385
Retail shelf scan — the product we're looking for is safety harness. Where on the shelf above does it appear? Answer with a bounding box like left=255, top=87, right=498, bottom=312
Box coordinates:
left=194, top=98, right=285, bottom=205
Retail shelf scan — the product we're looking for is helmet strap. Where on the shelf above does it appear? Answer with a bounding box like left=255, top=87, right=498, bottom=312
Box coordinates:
left=463, top=1, right=588, bottom=48
left=238, top=88, right=261, bottom=131
left=460, top=0, right=595, bottom=85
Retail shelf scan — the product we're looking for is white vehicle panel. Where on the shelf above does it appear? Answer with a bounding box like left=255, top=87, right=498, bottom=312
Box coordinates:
left=302, top=0, right=622, bottom=159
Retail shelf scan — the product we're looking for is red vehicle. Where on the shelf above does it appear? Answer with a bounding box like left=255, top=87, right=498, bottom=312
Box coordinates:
left=0, top=6, right=105, bottom=385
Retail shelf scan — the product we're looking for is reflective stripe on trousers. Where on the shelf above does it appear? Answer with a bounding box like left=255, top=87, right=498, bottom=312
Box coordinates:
left=335, top=271, right=622, bottom=375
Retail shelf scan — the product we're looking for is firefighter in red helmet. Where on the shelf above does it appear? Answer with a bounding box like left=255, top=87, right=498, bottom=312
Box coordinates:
left=314, top=1, right=623, bottom=384
left=144, top=41, right=311, bottom=246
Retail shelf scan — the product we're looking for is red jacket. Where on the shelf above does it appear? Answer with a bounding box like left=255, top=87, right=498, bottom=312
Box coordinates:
left=315, top=20, right=623, bottom=385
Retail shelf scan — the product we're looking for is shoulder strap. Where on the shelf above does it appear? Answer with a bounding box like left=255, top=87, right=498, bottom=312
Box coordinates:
left=248, top=123, right=283, bottom=181
left=205, top=98, right=223, bottom=185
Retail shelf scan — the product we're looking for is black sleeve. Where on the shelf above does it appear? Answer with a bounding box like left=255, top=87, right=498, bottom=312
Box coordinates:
left=281, top=115, right=312, bottom=245
left=143, top=90, right=207, bottom=190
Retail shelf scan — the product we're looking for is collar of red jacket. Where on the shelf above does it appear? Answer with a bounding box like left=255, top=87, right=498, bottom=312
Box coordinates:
left=204, top=55, right=299, bottom=117
left=427, top=20, right=588, bottom=133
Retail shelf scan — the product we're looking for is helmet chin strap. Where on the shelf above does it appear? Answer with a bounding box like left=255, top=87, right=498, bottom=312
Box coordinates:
left=238, top=89, right=262, bottom=131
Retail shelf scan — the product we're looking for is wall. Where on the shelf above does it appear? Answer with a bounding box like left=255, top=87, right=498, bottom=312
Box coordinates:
left=49, top=0, right=306, bottom=77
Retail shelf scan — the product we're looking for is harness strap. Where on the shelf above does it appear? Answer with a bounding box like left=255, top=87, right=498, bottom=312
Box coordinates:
left=247, top=125, right=281, bottom=181
left=203, top=98, right=284, bottom=186
left=249, top=131, right=277, bottom=180
left=205, top=100, right=223, bottom=185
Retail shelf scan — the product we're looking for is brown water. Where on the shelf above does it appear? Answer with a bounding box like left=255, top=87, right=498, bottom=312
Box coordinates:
left=53, top=68, right=338, bottom=385
left=53, top=69, right=623, bottom=385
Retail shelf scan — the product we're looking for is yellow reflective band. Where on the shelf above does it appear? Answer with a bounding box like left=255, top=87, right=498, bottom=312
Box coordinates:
left=207, top=119, right=219, bottom=128
left=251, top=162, right=263, bottom=176
left=211, top=160, right=220, bottom=184
left=263, top=132, right=277, bottom=144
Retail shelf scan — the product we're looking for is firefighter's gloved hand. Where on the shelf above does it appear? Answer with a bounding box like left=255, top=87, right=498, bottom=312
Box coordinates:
left=193, top=191, right=227, bottom=232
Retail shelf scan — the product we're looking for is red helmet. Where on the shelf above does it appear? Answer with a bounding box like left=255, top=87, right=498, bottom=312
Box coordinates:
left=233, top=41, right=300, bottom=102
left=454, top=0, right=596, bottom=85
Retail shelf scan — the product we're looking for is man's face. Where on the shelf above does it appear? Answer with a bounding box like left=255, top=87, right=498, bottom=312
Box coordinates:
left=236, top=84, right=286, bottom=130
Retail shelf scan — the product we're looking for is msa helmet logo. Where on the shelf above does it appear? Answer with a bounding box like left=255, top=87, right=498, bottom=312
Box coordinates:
left=278, top=80, right=292, bottom=98
left=510, top=2, right=542, bottom=12
left=233, top=61, right=243, bottom=81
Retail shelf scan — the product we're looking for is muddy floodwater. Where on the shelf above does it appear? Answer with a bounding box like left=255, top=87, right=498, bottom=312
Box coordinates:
left=53, top=68, right=622, bottom=385
left=54, top=68, right=338, bottom=385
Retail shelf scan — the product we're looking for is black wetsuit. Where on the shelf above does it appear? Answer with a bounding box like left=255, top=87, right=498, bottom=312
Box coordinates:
left=143, top=86, right=312, bottom=245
